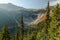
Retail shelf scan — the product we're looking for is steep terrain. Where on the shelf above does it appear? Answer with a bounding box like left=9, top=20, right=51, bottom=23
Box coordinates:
left=0, top=3, right=46, bottom=29
left=29, top=6, right=54, bottom=26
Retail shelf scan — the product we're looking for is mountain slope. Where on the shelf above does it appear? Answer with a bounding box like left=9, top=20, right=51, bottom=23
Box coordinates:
left=29, top=11, right=53, bottom=26
left=0, top=3, right=46, bottom=29
left=0, top=3, right=26, bottom=11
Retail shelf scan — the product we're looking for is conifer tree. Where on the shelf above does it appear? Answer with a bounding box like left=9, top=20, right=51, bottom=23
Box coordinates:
left=36, top=1, right=51, bottom=40
left=50, top=4, right=60, bottom=40
left=45, top=1, right=50, bottom=33
left=27, top=27, right=31, bottom=40
left=15, top=26, right=19, bottom=40
left=36, top=21, right=47, bottom=40
left=44, top=1, right=51, bottom=40
left=20, top=16, right=24, bottom=40
left=2, top=25, right=11, bottom=40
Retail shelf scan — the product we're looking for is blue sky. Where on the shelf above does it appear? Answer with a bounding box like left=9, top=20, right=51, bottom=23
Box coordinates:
left=0, top=0, right=60, bottom=9
left=10, top=0, right=53, bottom=9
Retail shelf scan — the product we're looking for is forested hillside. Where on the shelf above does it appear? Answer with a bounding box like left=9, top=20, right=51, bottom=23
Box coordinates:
left=0, top=1, right=60, bottom=40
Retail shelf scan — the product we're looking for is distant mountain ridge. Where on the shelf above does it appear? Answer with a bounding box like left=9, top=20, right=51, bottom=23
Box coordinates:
left=0, top=3, right=46, bottom=29
left=0, top=3, right=56, bottom=27
left=0, top=3, right=26, bottom=11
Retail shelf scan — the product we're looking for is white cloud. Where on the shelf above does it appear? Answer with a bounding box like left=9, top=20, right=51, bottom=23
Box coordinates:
left=0, top=0, right=10, bottom=3
left=50, top=0, right=60, bottom=6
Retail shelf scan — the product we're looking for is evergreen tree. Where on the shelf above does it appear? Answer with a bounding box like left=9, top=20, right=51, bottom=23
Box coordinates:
left=36, top=1, right=51, bottom=40
left=20, top=16, right=24, bottom=40
left=45, top=1, right=50, bottom=33
left=27, top=27, right=31, bottom=40
left=50, top=4, right=60, bottom=40
left=0, top=32, right=2, bottom=40
left=44, top=1, right=51, bottom=40
left=30, top=30, right=37, bottom=40
left=2, top=25, right=11, bottom=40
left=15, top=26, right=19, bottom=40
left=36, top=1, right=60, bottom=40
left=36, top=21, right=47, bottom=40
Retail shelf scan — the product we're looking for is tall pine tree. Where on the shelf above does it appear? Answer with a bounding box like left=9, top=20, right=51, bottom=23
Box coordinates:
left=50, top=4, right=60, bottom=40
left=36, top=1, right=51, bottom=40
left=44, top=1, right=51, bottom=40
left=27, top=27, right=31, bottom=40
left=15, top=26, right=19, bottom=40
left=2, top=25, right=11, bottom=40
left=20, top=16, right=24, bottom=40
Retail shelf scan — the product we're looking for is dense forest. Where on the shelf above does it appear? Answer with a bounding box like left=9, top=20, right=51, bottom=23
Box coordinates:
left=0, top=1, right=60, bottom=40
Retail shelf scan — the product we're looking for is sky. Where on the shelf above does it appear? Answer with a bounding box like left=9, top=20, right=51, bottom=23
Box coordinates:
left=0, top=0, right=60, bottom=9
